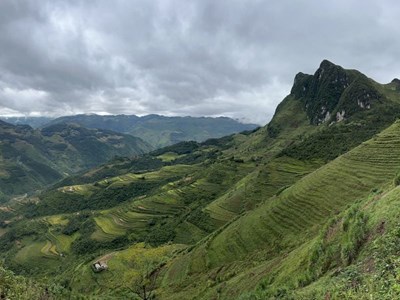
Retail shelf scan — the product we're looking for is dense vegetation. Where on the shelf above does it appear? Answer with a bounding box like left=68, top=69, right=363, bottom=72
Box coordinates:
left=0, top=122, right=152, bottom=199
left=2, top=60, right=400, bottom=299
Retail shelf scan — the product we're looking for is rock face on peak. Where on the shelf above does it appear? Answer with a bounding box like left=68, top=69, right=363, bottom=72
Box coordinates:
left=290, top=60, right=382, bottom=124
left=392, top=78, right=400, bottom=91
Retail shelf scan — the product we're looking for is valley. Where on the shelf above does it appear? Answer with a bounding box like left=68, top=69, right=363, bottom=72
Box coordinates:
left=2, top=60, right=400, bottom=299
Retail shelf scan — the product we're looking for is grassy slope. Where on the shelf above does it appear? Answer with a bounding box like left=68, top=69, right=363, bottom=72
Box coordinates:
left=158, top=120, right=400, bottom=299
left=2, top=95, right=392, bottom=299
left=3, top=61, right=400, bottom=299
left=0, top=97, right=311, bottom=298
left=0, top=122, right=152, bottom=199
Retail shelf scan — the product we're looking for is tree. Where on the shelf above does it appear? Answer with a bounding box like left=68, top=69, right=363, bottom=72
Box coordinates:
left=127, top=258, right=157, bottom=300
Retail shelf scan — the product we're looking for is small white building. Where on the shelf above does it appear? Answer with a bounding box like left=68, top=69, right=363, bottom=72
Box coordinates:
left=92, top=261, right=108, bottom=272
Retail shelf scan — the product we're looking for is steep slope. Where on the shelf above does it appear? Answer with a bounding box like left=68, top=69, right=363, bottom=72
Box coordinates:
left=40, top=123, right=152, bottom=170
left=46, top=114, right=259, bottom=148
left=152, top=61, right=400, bottom=298
left=159, top=118, right=400, bottom=300
left=0, top=121, right=151, bottom=199
left=1, top=60, right=400, bottom=299
left=291, top=59, right=382, bottom=124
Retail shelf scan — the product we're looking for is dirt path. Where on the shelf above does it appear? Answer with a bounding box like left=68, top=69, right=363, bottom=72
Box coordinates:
left=95, top=251, right=116, bottom=263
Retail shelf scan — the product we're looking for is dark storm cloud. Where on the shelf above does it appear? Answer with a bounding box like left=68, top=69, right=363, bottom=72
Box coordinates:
left=0, top=0, right=400, bottom=124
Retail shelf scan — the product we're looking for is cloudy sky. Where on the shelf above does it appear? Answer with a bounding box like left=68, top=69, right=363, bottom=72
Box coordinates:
left=0, top=0, right=399, bottom=125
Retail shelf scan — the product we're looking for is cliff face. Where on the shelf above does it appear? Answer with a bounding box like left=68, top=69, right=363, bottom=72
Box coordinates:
left=290, top=60, right=382, bottom=124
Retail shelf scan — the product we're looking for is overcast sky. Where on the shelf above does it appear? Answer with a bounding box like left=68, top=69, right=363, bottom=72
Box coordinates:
left=0, top=0, right=399, bottom=125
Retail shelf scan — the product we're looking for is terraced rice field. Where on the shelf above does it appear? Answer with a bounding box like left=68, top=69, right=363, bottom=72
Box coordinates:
left=13, top=238, right=62, bottom=273
left=91, top=162, right=255, bottom=243
left=92, top=179, right=211, bottom=242
left=41, top=240, right=58, bottom=257
left=46, top=215, right=69, bottom=226
left=59, top=184, right=94, bottom=195
left=205, top=157, right=320, bottom=225
left=163, top=120, right=400, bottom=285
left=89, top=165, right=201, bottom=241
left=157, top=152, right=185, bottom=162
left=69, top=243, right=185, bottom=295
left=92, top=215, right=129, bottom=241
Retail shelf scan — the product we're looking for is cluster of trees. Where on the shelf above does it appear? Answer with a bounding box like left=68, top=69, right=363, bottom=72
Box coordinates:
left=279, top=123, right=374, bottom=161
left=0, top=266, right=51, bottom=299
left=187, top=208, right=215, bottom=233
left=23, top=179, right=166, bottom=217
left=72, top=235, right=129, bottom=255
left=0, top=220, right=47, bottom=252
left=151, top=141, right=199, bottom=156
left=279, top=112, right=397, bottom=162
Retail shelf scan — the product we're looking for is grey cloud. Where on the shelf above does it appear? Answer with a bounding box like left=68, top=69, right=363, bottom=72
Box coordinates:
left=0, top=0, right=400, bottom=124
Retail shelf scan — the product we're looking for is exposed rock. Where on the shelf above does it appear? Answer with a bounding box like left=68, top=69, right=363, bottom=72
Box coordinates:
left=391, top=78, right=400, bottom=84
left=323, top=111, right=331, bottom=123
left=290, top=60, right=381, bottom=125
left=336, top=110, right=345, bottom=122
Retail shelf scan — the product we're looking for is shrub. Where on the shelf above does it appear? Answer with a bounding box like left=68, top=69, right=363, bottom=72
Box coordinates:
left=393, top=171, right=400, bottom=186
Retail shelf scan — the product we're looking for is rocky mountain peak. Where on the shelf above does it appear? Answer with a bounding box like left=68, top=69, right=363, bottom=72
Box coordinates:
left=289, top=60, right=381, bottom=125
left=391, top=78, right=400, bottom=90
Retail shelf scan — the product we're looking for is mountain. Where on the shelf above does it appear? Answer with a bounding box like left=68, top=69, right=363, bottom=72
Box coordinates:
left=0, top=114, right=258, bottom=149
left=0, top=121, right=152, bottom=200
left=2, top=60, right=400, bottom=299
left=0, top=116, right=54, bottom=128
left=46, top=114, right=259, bottom=148
left=44, top=114, right=139, bottom=132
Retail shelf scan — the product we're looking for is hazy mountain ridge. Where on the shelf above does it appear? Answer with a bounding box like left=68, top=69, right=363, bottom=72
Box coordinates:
left=0, top=117, right=53, bottom=128
left=45, top=114, right=259, bottom=148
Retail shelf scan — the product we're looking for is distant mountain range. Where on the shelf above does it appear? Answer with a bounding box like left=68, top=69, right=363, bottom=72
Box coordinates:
left=0, top=116, right=53, bottom=128
left=1, top=114, right=258, bottom=148
left=0, top=121, right=151, bottom=199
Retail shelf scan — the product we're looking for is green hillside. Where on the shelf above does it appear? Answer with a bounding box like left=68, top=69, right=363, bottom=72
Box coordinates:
left=159, top=119, right=400, bottom=299
left=0, top=121, right=152, bottom=199
left=1, top=60, right=400, bottom=299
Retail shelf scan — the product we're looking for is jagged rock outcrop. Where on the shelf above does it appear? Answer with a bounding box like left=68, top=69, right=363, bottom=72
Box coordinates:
left=290, top=60, right=382, bottom=124
left=392, top=78, right=400, bottom=91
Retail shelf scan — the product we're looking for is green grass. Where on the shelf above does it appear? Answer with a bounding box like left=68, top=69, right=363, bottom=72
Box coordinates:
left=13, top=238, right=61, bottom=273
left=52, top=233, right=77, bottom=253
left=68, top=243, right=185, bottom=297
left=4, top=61, right=400, bottom=299
left=40, top=240, right=58, bottom=256
left=159, top=120, right=400, bottom=299
left=157, top=152, right=185, bottom=162
left=238, top=182, right=400, bottom=299
left=82, top=161, right=256, bottom=244
left=0, top=227, right=8, bottom=237
left=205, top=157, right=322, bottom=225
left=46, top=215, right=69, bottom=226
left=93, top=215, right=127, bottom=241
